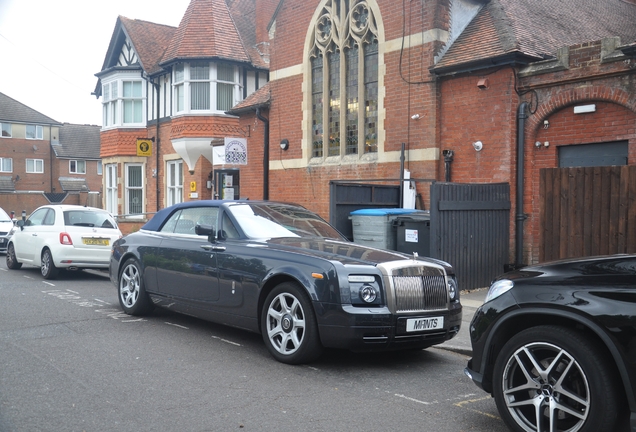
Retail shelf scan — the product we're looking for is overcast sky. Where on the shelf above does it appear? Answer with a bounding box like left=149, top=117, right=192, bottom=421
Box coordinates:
left=0, top=0, right=192, bottom=126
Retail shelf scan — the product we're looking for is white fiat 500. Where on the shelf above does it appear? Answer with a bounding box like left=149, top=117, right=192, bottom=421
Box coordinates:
left=6, top=204, right=122, bottom=279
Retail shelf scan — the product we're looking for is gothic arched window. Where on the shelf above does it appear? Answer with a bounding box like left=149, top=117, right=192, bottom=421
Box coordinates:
left=310, top=0, right=378, bottom=159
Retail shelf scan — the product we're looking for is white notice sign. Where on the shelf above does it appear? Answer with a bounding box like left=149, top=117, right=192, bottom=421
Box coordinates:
left=405, top=229, right=419, bottom=243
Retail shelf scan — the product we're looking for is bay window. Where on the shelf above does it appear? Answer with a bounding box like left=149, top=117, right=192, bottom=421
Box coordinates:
left=172, top=62, right=239, bottom=114
left=190, top=63, right=210, bottom=110
left=174, top=64, right=185, bottom=112
left=123, top=81, right=143, bottom=124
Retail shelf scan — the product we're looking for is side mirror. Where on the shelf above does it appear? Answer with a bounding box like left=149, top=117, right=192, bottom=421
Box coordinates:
left=195, top=223, right=217, bottom=243
left=17, top=220, right=24, bottom=230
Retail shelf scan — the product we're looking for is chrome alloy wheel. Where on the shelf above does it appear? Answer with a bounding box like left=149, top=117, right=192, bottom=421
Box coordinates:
left=265, top=292, right=306, bottom=355
left=119, top=262, right=141, bottom=308
left=41, top=250, right=52, bottom=275
left=502, top=341, right=590, bottom=432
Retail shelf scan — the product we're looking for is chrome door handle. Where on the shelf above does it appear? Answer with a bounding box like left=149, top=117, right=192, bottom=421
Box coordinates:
left=200, top=244, right=226, bottom=252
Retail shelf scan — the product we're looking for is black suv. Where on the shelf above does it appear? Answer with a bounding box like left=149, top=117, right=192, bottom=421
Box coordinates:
left=465, top=254, right=636, bottom=432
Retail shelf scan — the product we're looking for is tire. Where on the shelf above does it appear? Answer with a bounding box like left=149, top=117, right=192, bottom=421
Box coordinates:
left=261, top=282, right=323, bottom=364
left=41, top=248, right=59, bottom=280
left=118, top=258, right=153, bottom=315
left=6, top=243, right=22, bottom=270
left=492, top=325, right=619, bottom=432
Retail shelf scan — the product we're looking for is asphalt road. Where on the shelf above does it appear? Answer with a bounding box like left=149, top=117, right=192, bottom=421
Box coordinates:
left=0, top=259, right=507, bottom=432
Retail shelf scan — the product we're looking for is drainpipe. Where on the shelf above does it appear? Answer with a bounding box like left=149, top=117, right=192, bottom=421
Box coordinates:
left=142, top=71, right=161, bottom=211
left=443, top=150, right=454, bottom=182
left=256, top=108, right=270, bottom=200
left=153, top=80, right=161, bottom=211
left=515, top=102, right=529, bottom=268
left=400, top=143, right=405, bottom=207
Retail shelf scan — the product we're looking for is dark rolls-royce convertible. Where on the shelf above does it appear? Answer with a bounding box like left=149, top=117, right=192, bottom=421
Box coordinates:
left=464, top=255, right=636, bottom=432
left=110, top=200, right=462, bottom=364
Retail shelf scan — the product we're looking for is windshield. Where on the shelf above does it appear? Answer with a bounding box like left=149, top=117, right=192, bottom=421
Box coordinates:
left=0, top=208, right=10, bottom=222
left=228, top=203, right=344, bottom=240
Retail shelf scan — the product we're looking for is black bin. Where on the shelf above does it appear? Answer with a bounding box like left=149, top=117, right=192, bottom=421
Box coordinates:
left=394, top=212, right=431, bottom=256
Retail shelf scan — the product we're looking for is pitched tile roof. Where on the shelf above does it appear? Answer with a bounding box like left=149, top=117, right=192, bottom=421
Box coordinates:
left=119, top=16, right=177, bottom=75
left=161, top=0, right=251, bottom=66
left=226, top=82, right=270, bottom=114
left=0, top=92, right=60, bottom=125
left=54, top=123, right=101, bottom=159
left=226, top=0, right=270, bottom=69
left=58, top=177, right=90, bottom=192
left=434, top=0, right=636, bottom=73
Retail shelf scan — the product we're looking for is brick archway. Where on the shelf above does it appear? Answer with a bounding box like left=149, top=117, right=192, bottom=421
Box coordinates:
left=527, top=85, right=636, bottom=134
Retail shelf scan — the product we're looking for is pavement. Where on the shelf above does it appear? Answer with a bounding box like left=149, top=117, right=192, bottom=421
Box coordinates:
left=438, top=287, right=488, bottom=357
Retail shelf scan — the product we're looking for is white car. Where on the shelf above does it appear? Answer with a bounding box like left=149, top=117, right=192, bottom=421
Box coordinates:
left=6, top=204, right=122, bottom=279
left=0, top=207, right=17, bottom=253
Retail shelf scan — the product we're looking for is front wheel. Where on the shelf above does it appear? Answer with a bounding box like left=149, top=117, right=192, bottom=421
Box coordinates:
left=118, top=258, right=153, bottom=315
left=261, top=282, right=323, bottom=364
left=6, top=243, right=22, bottom=269
left=41, top=248, right=59, bottom=280
left=493, top=325, right=619, bottom=432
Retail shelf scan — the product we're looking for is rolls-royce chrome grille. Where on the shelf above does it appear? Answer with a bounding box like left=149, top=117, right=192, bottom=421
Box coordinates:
left=393, top=275, right=448, bottom=312
left=377, top=261, right=449, bottom=314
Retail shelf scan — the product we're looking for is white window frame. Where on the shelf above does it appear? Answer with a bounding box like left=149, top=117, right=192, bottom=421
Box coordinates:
left=105, top=163, right=118, bottom=215
left=125, top=163, right=144, bottom=216
left=26, top=125, right=43, bottom=140
left=122, top=80, right=143, bottom=124
left=69, top=160, right=86, bottom=174
left=1, top=122, right=11, bottom=138
left=166, top=160, right=184, bottom=206
left=173, top=63, right=185, bottom=113
left=102, top=82, right=118, bottom=127
left=97, top=161, right=103, bottom=176
left=0, top=157, right=12, bottom=172
left=26, top=158, right=44, bottom=173
left=172, top=62, right=240, bottom=114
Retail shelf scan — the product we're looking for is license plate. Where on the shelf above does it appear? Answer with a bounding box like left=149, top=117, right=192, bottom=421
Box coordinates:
left=406, top=316, right=444, bottom=332
left=83, top=238, right=109, bottom=246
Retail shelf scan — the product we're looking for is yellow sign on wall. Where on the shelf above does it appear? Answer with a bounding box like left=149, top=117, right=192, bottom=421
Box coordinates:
left=136, top=139, right=152, bottom=157
left=190, top=181, right=197, bottom=192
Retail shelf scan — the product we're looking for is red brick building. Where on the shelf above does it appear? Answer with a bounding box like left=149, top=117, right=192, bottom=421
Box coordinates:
left=97, top=0, right=636, bottom=263
left=0, top=92, right=102, bottom=213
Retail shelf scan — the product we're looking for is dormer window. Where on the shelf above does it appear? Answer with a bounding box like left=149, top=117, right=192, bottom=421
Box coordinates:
left=172, top=62, right=241, bottom=114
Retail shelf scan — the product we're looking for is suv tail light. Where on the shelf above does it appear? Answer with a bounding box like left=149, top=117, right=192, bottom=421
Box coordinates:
left=60, top=232, right=73, bottom=245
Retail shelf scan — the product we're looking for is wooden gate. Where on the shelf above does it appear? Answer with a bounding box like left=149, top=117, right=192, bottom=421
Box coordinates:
left=429, top=182, right=510, bottom=290
left=329, top=181, right=400, bottom=241
left=540, top=166, right=636, bottom=261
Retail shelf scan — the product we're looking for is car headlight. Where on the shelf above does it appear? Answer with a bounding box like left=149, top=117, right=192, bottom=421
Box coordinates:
left=447, top=277, right=459, bottom=302
left=348, top=275, right=382, bottom=306
left=485, top=279, right=514, bottom=303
